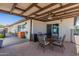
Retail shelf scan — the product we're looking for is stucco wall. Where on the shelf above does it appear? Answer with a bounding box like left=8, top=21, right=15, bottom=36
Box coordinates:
left=8, top=19, right=31, bottom=40
left=46, top=17, right=75, bottom=41
left=7, top=17, right=75, bottom=41
left=8, top=24, right=17, bottom=33
left=25, top=18, right=74, bottom=41
left=32, top=20, right=47, bottom=34
left=16, top=20, right=30, bottom=40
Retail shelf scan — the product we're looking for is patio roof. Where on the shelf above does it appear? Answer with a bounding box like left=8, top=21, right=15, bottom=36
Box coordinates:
left=0, top=3, right=79, bottom=21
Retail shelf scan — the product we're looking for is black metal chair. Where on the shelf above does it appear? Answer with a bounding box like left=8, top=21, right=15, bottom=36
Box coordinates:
left=52, top=35, right=66, bottom=49
left=37, top=34, right=50, bottom=52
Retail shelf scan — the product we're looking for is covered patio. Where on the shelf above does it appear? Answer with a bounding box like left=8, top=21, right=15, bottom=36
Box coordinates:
left=0, top=3, right=79, bottom=21
left=0, top=3, right=78, bottom=41
left=0, top=3, right=79, bottom=56
left=0, top=41, right=77, bottom=56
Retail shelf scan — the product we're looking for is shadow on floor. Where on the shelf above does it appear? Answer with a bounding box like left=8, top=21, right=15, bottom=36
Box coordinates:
left=2, top=40, right=27, bottom=48
left=2, top=35, right=28, bottom=48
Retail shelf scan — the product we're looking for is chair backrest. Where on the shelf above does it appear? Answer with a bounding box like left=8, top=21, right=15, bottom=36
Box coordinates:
left=61, top=35, right=66, bottom=45
left=37, top=34, right=47, bottom=44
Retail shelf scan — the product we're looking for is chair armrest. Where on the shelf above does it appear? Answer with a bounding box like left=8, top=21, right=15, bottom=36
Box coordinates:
left=53, top=38, right=62, bottom=43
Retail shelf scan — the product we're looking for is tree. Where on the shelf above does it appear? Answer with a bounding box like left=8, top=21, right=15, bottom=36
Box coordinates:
left=0, top=24, right=4, bottom=28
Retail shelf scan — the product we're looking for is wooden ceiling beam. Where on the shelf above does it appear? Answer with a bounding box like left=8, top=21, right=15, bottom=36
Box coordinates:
left=57, top=12, right=79, bottom=19
left=52, top=9, right=79, bottom=19
left=54, top=6, right=79, bottom=15
left=30, top=11, right=79, bottom=22
left=28, top=3, right=57, bottom=16
left=48, top=12, right=79, bottom=19
left=39, top=10, right=79, bottom=19
left=46, top=13, right=79, bottom=21
left=37, top=3, right=76, bottom=17
left=20, top=3, right=36, bottom=15
left=0, top=6, right=42, bottom=22
left=0, top=9, right=23, bottom=17
left=15, top=7, right=25, bottom=11
left=38, top=5, right=79, bottom=19
left=34, top=4, right=42, bottom=9
left=38, top=10, right=79, bottom=21
left=0, top=8, right=35, bottom=19
left=59, top=3, right=62, bottom=7
left=60, top=14, right=79, bottom=19
left=10, top=3, right=17, bottom=14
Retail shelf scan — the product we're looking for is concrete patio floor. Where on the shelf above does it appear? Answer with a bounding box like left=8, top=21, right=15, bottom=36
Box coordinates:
left=2, top=34, right=27, bottom=47
left=0, top=41, right=78, bottom=56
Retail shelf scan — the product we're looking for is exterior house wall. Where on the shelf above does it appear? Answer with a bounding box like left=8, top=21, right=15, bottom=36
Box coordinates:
left=8, top=19, right=31, bottom=40
left=32, top=20, right=47, bottom=34
left=7, top=17, right=75, bottom=42
left=32, top=18, right=74, bottom=41
left=15, top=20, right=31, bottom=40
left=46, top=17, right=75, bottom=41
left=8, top=25, right=17, bottom=33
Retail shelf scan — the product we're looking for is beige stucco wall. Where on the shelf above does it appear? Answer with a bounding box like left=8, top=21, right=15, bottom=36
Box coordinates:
left=32, top=18, right=75, bottom=41
left=46, top=17, right=75, bottom=41
left=7, top=17, right=75, bottom=41
left=8, top=19, right=31, bottom=40
left=32, top=20, right=47, bottom=34
left=8, top=24, right=17, bottom=33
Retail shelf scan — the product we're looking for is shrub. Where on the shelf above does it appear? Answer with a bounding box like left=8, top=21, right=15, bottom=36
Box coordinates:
left=9, top=32, right=13, bottom=34
left=0, top=34, right=5, bottom=38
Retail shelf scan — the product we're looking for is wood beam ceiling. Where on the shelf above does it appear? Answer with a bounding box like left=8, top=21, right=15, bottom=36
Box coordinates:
left=53, top=10, right=79, bottom=18
left=54, top=6, right=79, bottom=15
left=54, top=10, right=79, bottom=19
left=0, top=7, right=37, bottom=20
left=9, top=3, right=79, bottom=22
left=45, top=13, right=79, bottom=22
left=0, top=3, right=79, bottom=22
left=37, top=3, right=76, bottom=17
left=34, top=4, right=42, bottom=9
left=0, top=4, right=41, bottom=21
left=15, top=7, right=25, bottom=11
left=39, top=10, right=79, bottom=21
left=59, top=3, right=62, bottom=7
left=40, top=10, right=79, bottom=22
left=10, top=3, right=17, bottom=14
left=41, top=7, right=79, bottom=20
left=28, top=3, right=57, bottom=16
left=20, top=3, right=36, bottom=15
left=38, top=4, right=78, bottom=19
left=61, top=13, right=79, bottom=19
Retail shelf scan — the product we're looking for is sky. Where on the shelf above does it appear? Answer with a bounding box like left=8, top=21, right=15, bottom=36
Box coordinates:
left=0, top=12, right=23, bottom=26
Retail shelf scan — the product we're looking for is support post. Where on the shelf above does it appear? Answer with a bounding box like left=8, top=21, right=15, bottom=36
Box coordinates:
left=30, top=19, right=32, bottom=41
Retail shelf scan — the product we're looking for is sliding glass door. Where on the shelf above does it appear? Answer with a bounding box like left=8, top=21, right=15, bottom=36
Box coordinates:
left=51, top=24, right=59, bottom=37
left=47, top=24, right=59, bottom=38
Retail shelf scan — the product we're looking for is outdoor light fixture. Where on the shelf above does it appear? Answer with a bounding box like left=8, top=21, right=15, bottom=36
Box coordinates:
left=48, top=16, right=52, bottom=19
left=30, top=15, right=36, bottom=17
left=60, top=19, right=62, bottom=22
left=47, top=12, right=53, bottom=20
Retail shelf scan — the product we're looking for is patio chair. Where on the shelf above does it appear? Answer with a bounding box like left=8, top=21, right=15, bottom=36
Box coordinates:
left=52, top=35, right=66, bottom=49
left=37, top=34, right=50, bottom=52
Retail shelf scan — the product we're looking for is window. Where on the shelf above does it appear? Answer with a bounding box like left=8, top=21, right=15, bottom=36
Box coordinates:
left=17, top=25, right=21, bottom=32
left=52, top=24, right=59, bottom=34
left=17, top=22, right=27, bottom=31
left=22, top=22, right=27, bottom=29
left=22, top=24, right=25, bottom=29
